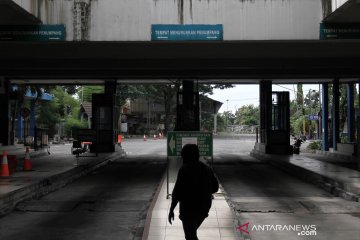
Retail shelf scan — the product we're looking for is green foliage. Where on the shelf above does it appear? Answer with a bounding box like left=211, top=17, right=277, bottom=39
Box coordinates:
left=340, top=135, right=348, bottom=144
left=36, top=100, right=61, bottom=137
left=78, top=86, right=104, bottom=102
left=296, top=83, right=304, bottom=107
left=199, top=84, right=234, bottom=96
left=234, top=104, right=259, bottom=125
left=64, top=117, right=87, bottom=137
left=35, top=86, right=82, bottom=137
left=291, top=114, right=307, bottom=135
left=307, top=140, right=322, bottom=151
left=52, top=86, right=81, bottom=118
left=115, top=83, right=234, bottom=133
left=304, top=89, right=320, bottom=109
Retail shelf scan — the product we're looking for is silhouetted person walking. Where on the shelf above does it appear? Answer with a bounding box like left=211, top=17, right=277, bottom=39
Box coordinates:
left=168, top=144, right=219, bottom=240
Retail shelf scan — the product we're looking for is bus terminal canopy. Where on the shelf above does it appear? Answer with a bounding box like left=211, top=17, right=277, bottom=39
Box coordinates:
left=1, top=40, right=360, bottom=82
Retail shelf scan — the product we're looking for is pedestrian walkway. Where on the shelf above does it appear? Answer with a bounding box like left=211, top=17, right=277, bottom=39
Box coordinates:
left=144, top=158, right=241, bottom=240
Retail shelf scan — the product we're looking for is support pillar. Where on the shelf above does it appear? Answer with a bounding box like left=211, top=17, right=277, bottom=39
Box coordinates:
left=29, top=99, right=36, bottom=137
left=91, top=80, right=117, bottom=152
left=346, top=83, right=355, bottom=142
left=332, top=79, right=340, bottom=151
left=0, top=77, right=10, bottom=145
left=176, top=80, right=199, bottom=131
left=322, top=83, right=329, bottom=151
left=259, top=81, right=272, bottom=144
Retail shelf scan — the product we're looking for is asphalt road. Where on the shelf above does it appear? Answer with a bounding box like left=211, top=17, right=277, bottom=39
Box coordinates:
left=0, top=153, right=166, bottom=240
left=1, top=137, right=359, bottom=240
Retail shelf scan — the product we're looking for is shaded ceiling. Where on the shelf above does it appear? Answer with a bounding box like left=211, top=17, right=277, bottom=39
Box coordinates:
left=1, top=40, right=360, bottom=84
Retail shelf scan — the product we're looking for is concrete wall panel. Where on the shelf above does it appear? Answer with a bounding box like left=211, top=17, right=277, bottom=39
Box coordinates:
left=12, top=0, right=324, bottom=41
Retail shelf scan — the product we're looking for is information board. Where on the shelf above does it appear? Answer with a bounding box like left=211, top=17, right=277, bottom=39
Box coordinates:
left=152, top=24, right=223, bottom=41
left=320, top=23, right=360, bottom=40
left=167, top=131, right=213, bottom=157
left=0, top=25, right=66, bottom=41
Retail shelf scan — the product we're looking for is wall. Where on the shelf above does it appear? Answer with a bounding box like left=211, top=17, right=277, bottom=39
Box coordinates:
left=13, top=0, right=324, bottom=41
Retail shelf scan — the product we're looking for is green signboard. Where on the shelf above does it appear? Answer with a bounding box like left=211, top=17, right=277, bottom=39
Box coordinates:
left=320, top=23, right=360, bottom=40
left=0, top=25, right=66, bottom=41
left=152, top=24, right=223, bottom=41
left=167, top=131, right=213, bottom=157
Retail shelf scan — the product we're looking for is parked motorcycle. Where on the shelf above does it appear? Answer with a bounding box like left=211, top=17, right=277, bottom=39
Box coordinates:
left=292, top=136, right=303, bottom=154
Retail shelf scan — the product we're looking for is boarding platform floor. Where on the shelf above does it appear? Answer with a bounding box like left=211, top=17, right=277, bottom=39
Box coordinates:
left=143, top=157, right=241, bottom=240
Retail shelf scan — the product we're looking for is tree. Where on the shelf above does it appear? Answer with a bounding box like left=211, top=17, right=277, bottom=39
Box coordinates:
left=77, top=86, right=104, bottom=102
left=36, top=97, right=61, bottom=137
left=296, top=83, right=304, bottom=108
left=222, top=111, right=235, bottom=126
left=37, top=86, right=84, bottom=137
left=10, top=85, right=44, bottom=144
left=115, top=83, right=234, bottom=133
left=234, top=104, right=259, bottom=125
left=304, top=90, right=320, bottom=110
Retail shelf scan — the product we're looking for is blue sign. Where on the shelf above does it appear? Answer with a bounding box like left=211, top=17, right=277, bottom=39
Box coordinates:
left=0, top=25, right=66, bottom=41
left=151, top=24, right=223, bottom=41
left=308, top=114, right=319, bottom=121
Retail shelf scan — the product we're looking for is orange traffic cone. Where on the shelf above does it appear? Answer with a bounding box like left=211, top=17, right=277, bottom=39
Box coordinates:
left=1, top=151, right=10, bottom=177
left=143, top=134, right=147, bottom=141
left=23, top=147, right=32, bottom=171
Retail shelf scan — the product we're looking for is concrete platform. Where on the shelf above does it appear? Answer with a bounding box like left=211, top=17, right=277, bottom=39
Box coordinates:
left=0, top=144, right=119, bottom=216
left=251, top=150, right=360, bottom=202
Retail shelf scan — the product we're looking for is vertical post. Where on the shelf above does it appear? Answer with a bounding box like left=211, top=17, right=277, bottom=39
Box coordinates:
left=256, top=127, right=259, bottom=143
left=318, top=84, right=322, bottom=140
left=166, top=156, right=170, bottom=199
left=176, top=80, right=199, bottom=131
left=29, top=99, right=36, bottom=137
left=322, top=83, right=329, bottom=151
left=17, top=109, right=23, bottom=141
left=332, top=79, right=340, bottom=151
left=213, top=113, right=217, bottom=134
left=226, top=99, right=229, bottom=130
left=346, top=83, right=355, bottom=142
left=0, top=77, right=10, bottom=145
left=259, top=81, right=272, bottom=144
left=357, top=117, right=360, bottom=170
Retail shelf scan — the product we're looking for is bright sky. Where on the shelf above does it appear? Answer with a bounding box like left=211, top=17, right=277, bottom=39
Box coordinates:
left=210, top=84, right=322, bottom=113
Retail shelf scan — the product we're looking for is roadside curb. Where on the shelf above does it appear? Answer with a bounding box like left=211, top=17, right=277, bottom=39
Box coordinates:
left=137, top=173, right=166, bottom=240
left=0, top=152, right=119, bottom=217
left=250, top=150, right=360, bottom=202
left=215, top=182, right=248, bottom=240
